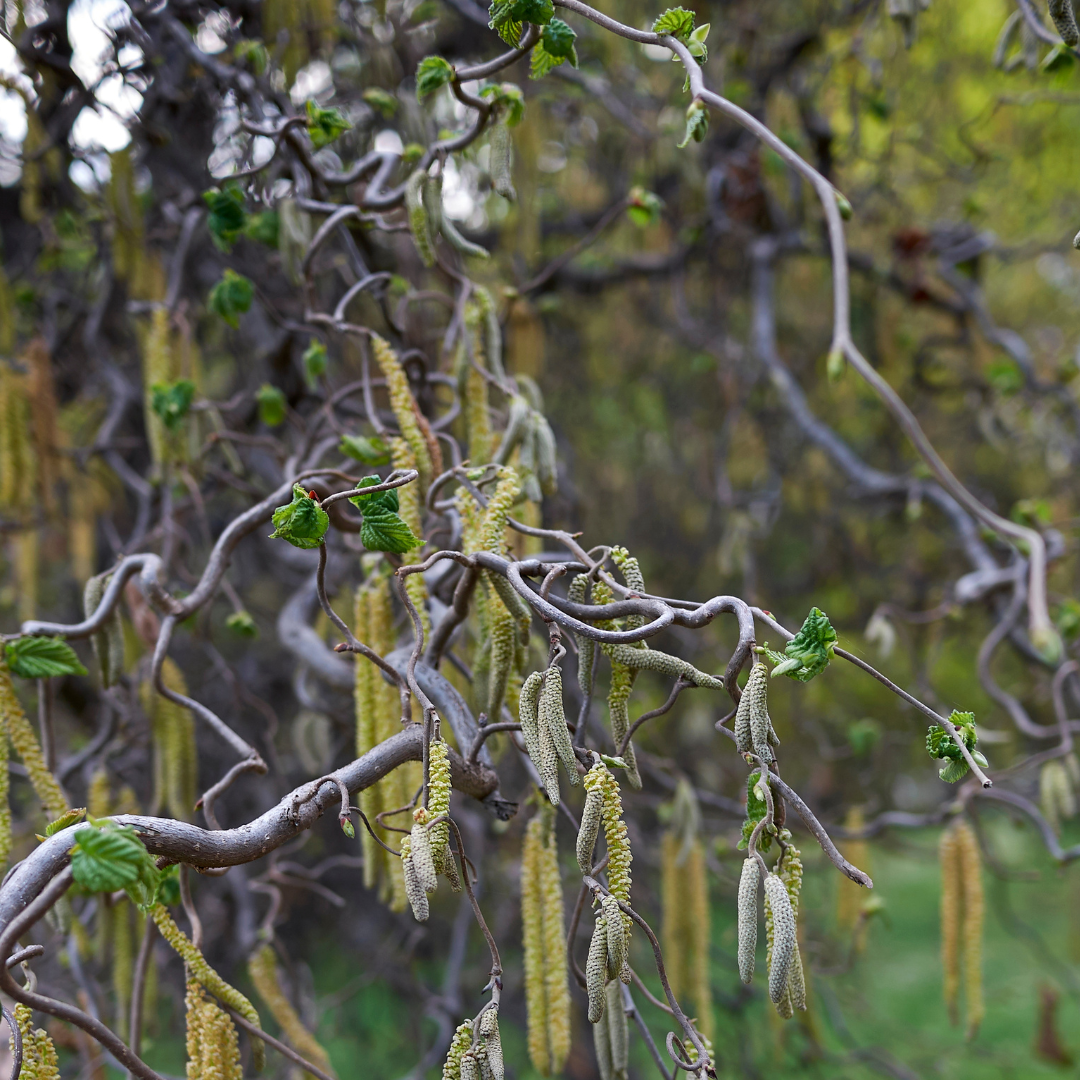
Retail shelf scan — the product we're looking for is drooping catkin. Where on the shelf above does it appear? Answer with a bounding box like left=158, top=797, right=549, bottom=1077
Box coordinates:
left=763, top=873, right=796, bottom=1004
left=478, top=1005, right=504, bottom=1080
left=151, top=903, right=265, bottom=1070
left=779, top=840, right=806, bottom=1015
left=472, top=286, right=505, bottom=382
left=568, top=575, right=595, bottom=699
left=410, top=818, right=438, bottom=893
left=249, top=943, right=337, bottom=1077
left=0, top=360, right=35, bottom=513
left=24, top=339, right=58, bottom=514
left=490, top=119, right=516, bottom=201
left=142, top=307, right=174, bottom=473
left=400, top=834, right=429, bottom=922
left=954, top=820, right=984, bottom=1039
left=661, top=826, right=713, bottom=1036
left=388, top=437, right=430, bottom=642
left=457, top=306, right=494, bottom=464
left=519, top=670, right=544, bottom=769
left=737, top=858, right=760, bottom=984
left=0, top=664, right=8, bottom=865
left=1049, top=0, right=1080, bottom=45
left=185, top=979, right=243, bottom=1080
left=105, top=144, right=144, bottom=285
left=522, top=802, right=571, bottom=1076
left=0, top=655, right=69, bottom=819
left=592, top=1004, right=613, bottom=1080
left=540, top=665, right=577, bottom=785
left=426, top=738, right=454, bottom=878
left=112, top=898, right=133, bottom=1039
left=84, top=572, right=125, bottom=688
left=141, top=658, right=197, bottom=822
left=371, top=334, right=436, bottom=493
left=1039, top=759, right=1076, bottom=834
left=939, top=822, right=961, bottom=1025
left=586, top=912, right=609, bottom=1023
left=10, top=1002, right=61, bottom=1080
left=836, top=806, right=870, bottom=945
left=583, top=761, right=633, bottom=946
left=406, top=167, right=436, bottom=267
left=577, top=782, right=603, bottom=876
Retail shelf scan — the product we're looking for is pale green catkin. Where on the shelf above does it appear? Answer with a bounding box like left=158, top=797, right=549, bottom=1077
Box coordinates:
left=1049, top=0, right=1080, bottom=45
left=604, top=644, right=723, bottom=688
left=577, top=782, right=603, bottom=876
left=605, top=979, right=629, bottom=1078
left=478, top=1005, right=503, bottom=1080
left=600, top=892, right=626, bottom=979
left=586, top=912, right=609, bottom=1023
left=763, top=874, right=796, bottom=1005
left=405, top=167, right=435, bottom=266
left=490, top=121, right=516, bottom=201
left=539, top=664, right=579, bottom=786
left=400, top=834, right=429, bottom=922
left=519, top=670, right=544, bottom=769
left=737, top=858, right=759, bottom=984
left=734, top=662, right=774, bottom=759
left=568, top=574, right=595, bottom=699
left=84, top=572, right=125, bottom=688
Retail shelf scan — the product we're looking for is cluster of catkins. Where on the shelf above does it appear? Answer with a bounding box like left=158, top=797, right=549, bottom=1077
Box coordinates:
left=441, top=1005, right=504, bottom=1080
left=737, top=826, right=807, bottom=1018
left=519, top=662, right=579, bottom=806
left=401, top=738, right=461, bottom=922
left=939, top=818, right=984, bottom=1038
left=8, top=1003, right=61, bottom=1080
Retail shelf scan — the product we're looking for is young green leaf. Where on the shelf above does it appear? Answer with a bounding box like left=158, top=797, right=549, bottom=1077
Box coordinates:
left=488, top=0, right=554, bottom=46
left=5, top=637, right=88, bottom=679
left=234, top=38, right=269, bottom=74
left=677, top=99, right=709, bottom=148
left=256, top=383, right=287, bottom=427
left=626, top=186, right=663, bottom=227
left=363, top=88, right=399, bottom=117
left=340, top=433, right=392, bottom=465
left=45, top=807, right=87, bottom=836
left=208, top=269, right=254, bottom=328
left=71, top=821, right=156, bottom=895
left=303, top=339, right=328, bottom=388
left=348, top=475, right=401, bottom=515
left=530, top=18, right=578, bottom=77
left=305, top=100, right=352, bottom=149
left=359, top=507, right=421, bottom=554
left=416, top=55, right=455, bottom=99
left=150, top=380, right=196, bottom=430
left=652, top=6, right=695, bottom=39
left=926, top=711, right=988, bottom=782
left=203, top=185, right=247, bottom=250
left=225, top=610, right=258, bottom=638
left=269, top=484, right=330, bottom=549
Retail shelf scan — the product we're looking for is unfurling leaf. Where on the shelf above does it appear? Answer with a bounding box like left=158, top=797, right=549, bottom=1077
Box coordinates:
left=350, top=476, right=421, bottom=553
left=678, top=99, right=709, bottom=148
left=771, top=607, right=837, bottom=682
left=208, top=269, right=254, bottom=328
left=269, top=484, right=330, bottom=550
left=151, top=380, right=196, bottom=430
left=926, top=711, right=988, bottom=783
left=256, top=383, right=287, bottom=427
left=652, top=6, right=696, bottom=39
left=489, top=0, right=554, bottom=46
left=530, top=19, right=578, bottom=77
left=5, top=637, right=88, bottom=679
left=305, top=100, right=352, bottom=149
left=416, top=55, right=455, bottom=99
left=45, top=808, right=87, bottom=836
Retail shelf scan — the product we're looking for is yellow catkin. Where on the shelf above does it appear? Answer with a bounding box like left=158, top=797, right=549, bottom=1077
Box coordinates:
left=0, top=360, right=35, bottom=512
left=836, top=806, right=870, bottom=944
left=354, top=580, right=380, bottom=889
left=954, top=820, right=984, bottom=1039
left=389, top=437, right=430, bottom=641
left=0, top=664, right=9, bottom=865
left=10, top=1001, right=61, bottom=1080
left=88, top=767, right=112, bottom=819
left=13, top=527, right=38, bottom=623
left=142, top=307, right=174, bottom=473
left=939, top=823, right=961, bottom=1025
left=461, top=301, right=494, bottom=464
left=105, top=145, right=144, bottom=285
left=661, top=833, right=712, bottom=1039
left=24, top=339, right=58, bottom=514
left=113, top=898, right=133, bottom=1039
left=141, top=659, right=198, bottom=821
left=249, top=943, right=336, bottom=1077
left=584, top=762, right=632, bottom=948
left=0, top=656, right=69, bottom=818
left=371, top=335, right=435, bottom=493
left=185, top=979, right=243, bottom=1080
left=153, top=905, right=264, bottom=1070
left=522, top=803, right=571, bottom=1075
